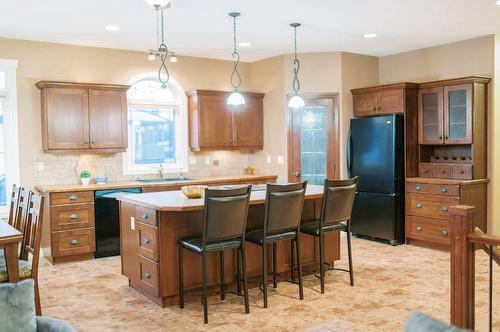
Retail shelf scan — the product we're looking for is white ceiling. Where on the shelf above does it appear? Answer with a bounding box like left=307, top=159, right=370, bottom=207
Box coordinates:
left=0, top=0, right=499, bottom=62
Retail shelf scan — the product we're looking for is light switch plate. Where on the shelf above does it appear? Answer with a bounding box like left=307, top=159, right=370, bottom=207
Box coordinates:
left=130, top=217, right=135, bottom=230
left=277, top=155, right=284, bottom=164
left=266, top=155, right=272, bottom=164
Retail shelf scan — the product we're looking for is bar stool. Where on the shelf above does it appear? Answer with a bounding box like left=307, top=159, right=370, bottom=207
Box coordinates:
left=245, top=182, right=307, bottom=308
left=178, top=186, right=252, bottom=324
left=300, top=177, right=358, bottom=294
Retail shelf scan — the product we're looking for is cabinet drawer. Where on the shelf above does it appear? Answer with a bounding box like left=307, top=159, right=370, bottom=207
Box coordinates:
left=418, top=163, right=434, bottom=178
left=434, top=164, right=452, bottom=179
left=51, top=204, right=95, bottom=231
left=452, top=164, right=472, bottom=180
left=138, top=255, right=160, bottom=297
left=137, top=222, right=159, bottom=261
left=51, top=191, right=94, bottom=205
left=406, top=193, right=459, bottom=220
left=406, top=182, right=459, bottom=196
left=136, top=206, right=157, bottom=226
left=52, top=228, right=95, bottom=257
left=407, top=216, right=450, bottom=245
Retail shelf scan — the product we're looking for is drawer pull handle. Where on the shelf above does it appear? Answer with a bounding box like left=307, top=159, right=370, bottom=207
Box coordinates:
left=416, top=203, right=422, bottom=209
left=70, top=239, right=79, bottom=246
left=68, top=195, right=78, bottom=200
left=441, top=169, right=445, bottom=174
left=441, top=230, right=449, bottom=237
left=142, top=213, right=148, bottom=219
left=424, top=169, right=429, bottom=174
left=415, top=185, right=422, bottom=191
left=143, top=238, right=150, bottom=245
left=416, top=226, right=422, bottom=232
left=69, top=214, right=78, bottom=220
left=460, top=170, right=464, bottom=174
left=144, top=272, right=151, bottom=279
left=440, top=187, right=448, bottom=193
left=441, top=206, right=448, bottom=212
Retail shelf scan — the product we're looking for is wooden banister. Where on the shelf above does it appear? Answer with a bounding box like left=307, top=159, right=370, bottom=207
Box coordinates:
left=449, top=205, right=476, bottom=329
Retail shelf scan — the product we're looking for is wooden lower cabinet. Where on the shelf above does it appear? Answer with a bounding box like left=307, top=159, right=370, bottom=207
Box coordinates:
left=405, top=177, right=488, bottom=249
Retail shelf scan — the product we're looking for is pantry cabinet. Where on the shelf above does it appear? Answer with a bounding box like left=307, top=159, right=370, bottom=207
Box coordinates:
left=37, top=81, right=129, bottom=153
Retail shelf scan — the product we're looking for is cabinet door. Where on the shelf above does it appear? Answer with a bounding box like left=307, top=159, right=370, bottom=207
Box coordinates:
left=233, top=96, right=263, bottom=148
left=353, top=93, right=377, bottom=116
left=418, top=87, right=444, bottom=145
left=377, top=89, right=404, bottom=114
left=44, top=88, right=89, bottom=150
left=88, top=89, right=127, bottom=149
left=444, top=84, right=472, bottom=144
left=198, top=94, right=233, bottom=148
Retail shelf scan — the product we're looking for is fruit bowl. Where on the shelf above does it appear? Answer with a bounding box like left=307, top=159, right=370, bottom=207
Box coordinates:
left=181, top=185, right=206, bottom=199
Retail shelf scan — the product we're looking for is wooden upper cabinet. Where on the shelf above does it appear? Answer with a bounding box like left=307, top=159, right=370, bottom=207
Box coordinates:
left=187, top=90, right=265, bottom=151
left=352, top=83, right=417, bottom=117
left=37, top=81, right=129, bottom=153
left=88, top=89, right=127, bottom=149
left=418, top=87, right=444, bottom=145
left=43, top=88, right=90, bottom=150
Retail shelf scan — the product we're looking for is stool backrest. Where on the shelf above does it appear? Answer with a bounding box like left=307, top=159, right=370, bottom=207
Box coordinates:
left=264, top=182, right=307, bottom=233
left=203, top=186, right=252, bottom=244
left=7, top=184, right=21, bottom=228
left=20, top=193, right=44, bottom=279
left=321, top=177, right=358, bottom=226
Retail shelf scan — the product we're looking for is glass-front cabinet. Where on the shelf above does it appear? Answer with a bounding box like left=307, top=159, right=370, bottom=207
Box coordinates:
left=418, top=84, right=472, bottom=145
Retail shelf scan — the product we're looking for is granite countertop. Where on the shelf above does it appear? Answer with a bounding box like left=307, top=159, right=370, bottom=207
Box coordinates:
left=116, top=184, right=323, bottom=212
left=35, top=174, right=278, bottom=193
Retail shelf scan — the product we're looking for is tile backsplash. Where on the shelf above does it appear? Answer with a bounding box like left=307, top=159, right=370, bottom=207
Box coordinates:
left=34, top=150, right=257, bottom=185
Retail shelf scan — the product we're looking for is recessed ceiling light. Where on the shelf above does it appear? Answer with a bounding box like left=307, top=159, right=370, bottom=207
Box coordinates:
left=105, top=25, right=120, bottom=32
left=239, top=42, right=251, bottom=47
left=363, top=33, right=377, bottom=38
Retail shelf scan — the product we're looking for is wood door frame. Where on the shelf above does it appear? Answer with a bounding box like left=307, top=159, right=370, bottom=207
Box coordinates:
left=287, top=93, right=340, bottom=182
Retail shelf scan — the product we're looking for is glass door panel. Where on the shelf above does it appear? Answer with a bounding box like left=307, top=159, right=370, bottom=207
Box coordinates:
left=418, top=87, right=444, bottom=145
left=299, top=107, right=327, bottom=185
left=444, top=84, right=472, bottom=144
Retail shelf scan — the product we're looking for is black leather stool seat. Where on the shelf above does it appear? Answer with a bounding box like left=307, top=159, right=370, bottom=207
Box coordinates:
left=246, top=229, right=297, bottom=245
left=300, top=220, right=347, bottom=236
left=179, top=237, right=242, bottom=254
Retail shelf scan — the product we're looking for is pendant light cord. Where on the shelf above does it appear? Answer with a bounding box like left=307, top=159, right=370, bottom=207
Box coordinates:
left=292, top=25, right=301, bottom=95
left=230, top=14, right=242, bottom=90
left=158, top=8, right=170, bottom=87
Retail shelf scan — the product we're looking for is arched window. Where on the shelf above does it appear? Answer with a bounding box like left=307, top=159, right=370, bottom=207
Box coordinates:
left=124, top=74, right=188, bottom=175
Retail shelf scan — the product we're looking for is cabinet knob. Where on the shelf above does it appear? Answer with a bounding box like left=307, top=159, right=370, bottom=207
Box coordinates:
left=445, top=135, right=449, bottom=140
left=144, top=272, right=151, bottom=279
left=441, top=230, right=448, bottom=237
left=373, top=107, right=377, bottom=112
left=440, top=187, right=448, bottom=193
left=416, top=203, right=422, bottom=209
left=377, top=106, right=381, bottom=111
left=416, top=226, right=422, bottom=232
left=143, top=238, right=150, bottom=245
left=68, top=195, right=78, bottom=200
left=424, top=169, right=429, bottom=174
left=91, top=140, right=95, bottom=144
left=69, top=214, right=78, bottom=220
left=142, top=213, right=148, bottom=219
left=441, top=206, right=448, bottom=212
left=460, top=170, right=465, bottom=174
left=415, top=185, right=422, bottom=191
left=439, top=135, right=443, bottom=140
left=70, top=239, right=79, bottom=246
left=441, top=169, right=445, bottom=174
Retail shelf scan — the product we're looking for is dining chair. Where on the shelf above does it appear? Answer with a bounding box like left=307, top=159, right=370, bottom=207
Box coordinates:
left=7, top=184, right=22, bottom=228
left=0, top=191, right=45, bottom=315
left=245, top=182, right=307, bottom=308
left=299, top=177, right=358, bottom=294
left=178, top=186, right=252, bottom=324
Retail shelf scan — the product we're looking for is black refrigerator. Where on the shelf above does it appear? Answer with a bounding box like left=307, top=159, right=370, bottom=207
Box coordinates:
left=347, top=114, right=404, bottom=245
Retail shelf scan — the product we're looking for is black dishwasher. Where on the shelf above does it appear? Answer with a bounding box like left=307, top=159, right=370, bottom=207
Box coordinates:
left=94, top=188, right=141, bottom=258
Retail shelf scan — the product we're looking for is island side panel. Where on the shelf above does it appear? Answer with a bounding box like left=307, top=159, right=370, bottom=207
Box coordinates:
left=119, top=202, right=139, bottom=282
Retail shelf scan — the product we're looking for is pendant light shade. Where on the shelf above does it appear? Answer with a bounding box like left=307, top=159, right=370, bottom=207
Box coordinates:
left=288, top=23, right=305, bottom=109
left=227, top=12, right=245, bottom=107
left=288, top=94, right=305, bottom=108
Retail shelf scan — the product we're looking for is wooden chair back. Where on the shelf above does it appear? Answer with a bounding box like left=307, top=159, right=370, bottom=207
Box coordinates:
left=20, top=192, right=44, bottom=280
left=7, top=184, right=22, bottom=228
left=14, top=189, right=31, bottom=234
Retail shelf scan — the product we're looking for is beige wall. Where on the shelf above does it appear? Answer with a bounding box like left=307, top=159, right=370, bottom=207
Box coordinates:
left=493, top=35, right=500, bottom=234
left=379, top=35, right=496, bottom=232
left=0, top=38, right=254, bottom=188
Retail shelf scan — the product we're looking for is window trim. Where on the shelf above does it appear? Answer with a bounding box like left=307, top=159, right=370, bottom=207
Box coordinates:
left=0, top=59, right=20, bottom=217
left=123, top=73, right=189, bottom=176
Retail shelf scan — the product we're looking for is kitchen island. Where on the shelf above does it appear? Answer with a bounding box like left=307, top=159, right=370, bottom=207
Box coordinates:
left=117, top=184, right=340, bottom=307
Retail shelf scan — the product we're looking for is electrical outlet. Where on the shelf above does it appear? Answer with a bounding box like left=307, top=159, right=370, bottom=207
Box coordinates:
left=267, top=155, right=272, bottom=163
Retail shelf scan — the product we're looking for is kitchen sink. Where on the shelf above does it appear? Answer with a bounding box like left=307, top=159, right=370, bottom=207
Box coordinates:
left=135, top=177, right=191, bottom=183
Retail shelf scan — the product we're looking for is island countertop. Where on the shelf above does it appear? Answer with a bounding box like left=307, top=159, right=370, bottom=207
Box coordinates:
left=35, top=174, right=278, bottom=193
left=116, top=184, right=324, bottom=212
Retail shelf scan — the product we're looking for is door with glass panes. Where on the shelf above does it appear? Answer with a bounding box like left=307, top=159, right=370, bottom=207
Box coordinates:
left=288, top=95, right=338, bottom=184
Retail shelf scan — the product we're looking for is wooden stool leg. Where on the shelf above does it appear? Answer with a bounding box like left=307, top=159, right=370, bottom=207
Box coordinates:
left=34, top=278, right=41, bottom=316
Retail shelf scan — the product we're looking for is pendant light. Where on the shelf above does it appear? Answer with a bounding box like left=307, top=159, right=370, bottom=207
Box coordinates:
left=146, top=0, right=176, bottom=88
left=227, top=12, right=245, bottom=106
left=288, top=23, right=305, bottom=108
